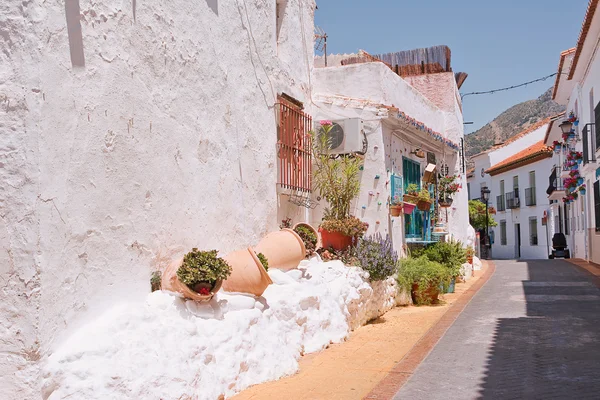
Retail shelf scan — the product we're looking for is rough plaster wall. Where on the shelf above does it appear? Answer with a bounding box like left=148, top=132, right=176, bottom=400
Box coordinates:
left=1, top=0, right=315, bottom=396
left=0, top=1, right=43, bottom=398
left=403, top=73, right=456, bottom=113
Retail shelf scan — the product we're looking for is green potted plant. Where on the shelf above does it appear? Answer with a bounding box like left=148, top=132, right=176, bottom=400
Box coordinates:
left=389, top=195, right=403, bottom=217
left=312, top=121, right=367, bottom=250
left=162, top=248, right=232, bottom=301
left=423, top=239, right=466, bottom=293
left=403, top=183, right=419, bottom=204
left=416, top=187, right=432, bottom=211
left=398, top=256, right=449, bottom=305
left=293, top=223, right=318, bottom=256
left=466, top=246, right=474, bottom=264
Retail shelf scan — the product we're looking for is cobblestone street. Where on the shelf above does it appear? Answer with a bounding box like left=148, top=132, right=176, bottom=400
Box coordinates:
left=393, top=259, right=600, bottom=399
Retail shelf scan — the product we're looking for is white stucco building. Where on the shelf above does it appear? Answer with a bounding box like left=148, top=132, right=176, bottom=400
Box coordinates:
left=312, top=48, right=471, bottom=253
left=545, top=0, right=600, bottom=263
left=468, top=121, right=554, bottom=259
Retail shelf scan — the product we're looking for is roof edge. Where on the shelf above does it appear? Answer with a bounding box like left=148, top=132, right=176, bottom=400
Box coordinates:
left=568, top=0, right=599, bottom=80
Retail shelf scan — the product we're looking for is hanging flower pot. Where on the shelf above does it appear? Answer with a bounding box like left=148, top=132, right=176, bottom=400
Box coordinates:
left=403, top=202, right=416, bottom=214
left=574, top=119, right=579, bottom=126
left=390, top=204, right=403, bottom=217
left=403, top=194, right=419, bottom=204
left=438, top=196, right=453, bottom=208
left=417, top=199, right=433, bottom=211
left=580, top=188, right=587, bottom=195
left=578, top=178, right=584, bottom=185
left=554, top=146, right=561, bottom=154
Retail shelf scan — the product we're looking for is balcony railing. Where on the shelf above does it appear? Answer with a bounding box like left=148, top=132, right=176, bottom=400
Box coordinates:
left=505, top=190, right=520, bottom=209
left=525, top=187, right=536, bottom=206
left=546, top=167, right=565, bottom=196
left=496, top=195, right=506, bottom=212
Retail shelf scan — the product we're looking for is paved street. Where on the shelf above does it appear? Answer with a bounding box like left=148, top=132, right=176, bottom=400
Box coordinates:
left=393, top=259, right=600, bottom=400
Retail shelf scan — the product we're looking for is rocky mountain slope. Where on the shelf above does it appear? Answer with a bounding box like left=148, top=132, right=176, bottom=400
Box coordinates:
left=464, top=88, right=565, bottom=159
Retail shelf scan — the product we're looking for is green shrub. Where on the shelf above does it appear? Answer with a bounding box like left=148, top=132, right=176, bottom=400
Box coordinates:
left=150, top=271, right=162, bottom=292
left=418, top=187, right=431, bottom=202
left=177, top=248, right=232, bottom=289
left=405, top=184, right=419, bottom=196
left=257, top=252, right=269, bottom=271
left=398, top=256, right=449, bottom=305
left=423, top=239, right=466, bottom=278
left=354, top=234, right=398, bottom=281
left=320, top=216, right=368, bottom=238
left=294, top=225, right=318, bottom=256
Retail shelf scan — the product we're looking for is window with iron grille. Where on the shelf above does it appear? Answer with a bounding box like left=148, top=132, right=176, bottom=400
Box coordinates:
left=595, top=181, right=600, bottom=231
left=595, top=101, right=600, bottom=151
left=564, top=203, right=570, bottom=236
left=500, top=220, right=507, bottom=245
left=276, top=96, right=312, bottom=192
left=529, top=217, right=538, bottom=246
left=525, top=187, right=536, bottom=206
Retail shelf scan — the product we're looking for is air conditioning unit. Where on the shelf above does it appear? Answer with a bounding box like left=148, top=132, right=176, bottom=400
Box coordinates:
left=314, top=118, right=365, bottom=155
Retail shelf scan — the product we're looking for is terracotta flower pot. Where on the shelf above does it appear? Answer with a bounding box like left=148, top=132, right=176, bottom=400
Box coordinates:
left=390, top=204, right=402, bottom=217
left=254, top=228, right=306, bottom=271
left=222, top=247, right=272, bottom=296
left=411, top=282, right=440, bottom=304
left=161, top=258, right=222, bottom=302
left=403, top=194, right=418, bottom=204
left=403, top=202, right=416, bottom=214
left=293, top=222, right=321, bottom=250
left=417, top=199, right=432, bottom=211
left=319, top=228, right=354, bottom=251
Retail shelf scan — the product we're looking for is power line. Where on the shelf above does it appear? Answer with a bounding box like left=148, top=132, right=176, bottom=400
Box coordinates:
left=461, top=72, right=566, bottom=99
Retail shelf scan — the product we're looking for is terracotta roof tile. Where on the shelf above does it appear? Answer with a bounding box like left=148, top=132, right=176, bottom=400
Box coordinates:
left=486, top=140, right=553, bottom=176
left=568, top=0, right=599, bottom=80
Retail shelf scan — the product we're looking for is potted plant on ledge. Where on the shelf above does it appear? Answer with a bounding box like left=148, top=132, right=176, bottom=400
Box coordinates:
left=416, top=187, right=433, bottom=211
left=312, top=121, right=368, bottom=250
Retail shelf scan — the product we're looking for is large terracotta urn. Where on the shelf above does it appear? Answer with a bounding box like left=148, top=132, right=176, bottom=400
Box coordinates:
left=254, top=228, right=306, bottom=271
left=222, top=247, right=273, bottom=296
left=293, top=222, right=320, bottom=253
left=161, top=258, right=222, bottom=302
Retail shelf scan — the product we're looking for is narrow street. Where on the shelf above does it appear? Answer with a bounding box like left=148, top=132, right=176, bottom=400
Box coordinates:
left=393, top=259, right=600, bottom=399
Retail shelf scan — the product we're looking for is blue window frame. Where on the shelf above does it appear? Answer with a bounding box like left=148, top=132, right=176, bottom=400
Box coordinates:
left=403, top=157, right=431, bottom=240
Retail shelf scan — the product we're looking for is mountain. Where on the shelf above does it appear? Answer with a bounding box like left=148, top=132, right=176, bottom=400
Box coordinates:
left=464, top=88, right=565, bottom=159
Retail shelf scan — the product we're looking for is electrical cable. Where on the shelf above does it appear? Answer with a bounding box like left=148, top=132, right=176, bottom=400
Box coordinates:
left=461, top=72, right=568, bottom=100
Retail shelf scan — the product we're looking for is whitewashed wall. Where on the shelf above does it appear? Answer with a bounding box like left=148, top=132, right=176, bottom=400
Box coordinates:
left=0, top=0, right=316, bottom=397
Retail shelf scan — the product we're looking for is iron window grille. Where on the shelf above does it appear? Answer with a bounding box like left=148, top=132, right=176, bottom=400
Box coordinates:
left=529, top=217, right=538, bottom=246
left=505, top=190, right=520, bottom=209
left=496, top=195, right=505, bottom=212
left=500, top=220, right=507, bottom=245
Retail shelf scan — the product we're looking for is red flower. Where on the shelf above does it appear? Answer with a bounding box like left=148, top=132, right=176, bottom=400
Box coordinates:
left=198, top=287, right=211, bottom=296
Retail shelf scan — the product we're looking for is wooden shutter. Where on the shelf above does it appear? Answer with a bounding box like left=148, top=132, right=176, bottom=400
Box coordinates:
left=595, top=102, right=600, bottom=151
left=595, top=181, right=600, bottom=231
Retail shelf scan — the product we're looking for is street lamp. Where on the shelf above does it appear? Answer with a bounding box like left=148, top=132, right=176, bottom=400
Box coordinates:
left=559, top=120, right=573, bottom=134
left=481, top=186, right=491, bottom=258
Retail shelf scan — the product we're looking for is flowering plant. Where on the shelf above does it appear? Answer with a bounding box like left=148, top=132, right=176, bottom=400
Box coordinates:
left=353, top=233, right=398, bottom=281
left=320, top=120, right=332, bottom=126
left=568, top=111, right=577, bottom=123
left=391, top=195, right=402, bottom=206
left=438, top=174, right=460, bottom=198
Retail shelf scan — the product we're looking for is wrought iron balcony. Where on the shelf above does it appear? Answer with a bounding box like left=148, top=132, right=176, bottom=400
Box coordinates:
left=505, top=190, right=520, bottom=209
left=546, top=167, right=565, bottom=201
left=496, top=194, right=505, bottom=212
left=525, top=187, right=536, bottom=206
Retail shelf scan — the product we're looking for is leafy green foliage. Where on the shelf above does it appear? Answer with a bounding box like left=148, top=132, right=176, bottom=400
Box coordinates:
left=257, top=252, right=269, bottom=271
left=354, top=234, right=398, bottom=281
left=311, top=124, right=362, bottom=221
left=150, top=271, right=162, bottom=292
left=423, top=239, right=466, bottom=278
left=417, top=187, right=431, bottom=202
left=294, top=225, right=318, bottom=256
left=320, top=216, right=368, bottom=238
left=469, top=200, right=498, bottom=231
left=177, top=248, right=232, bottom=288
left=397, top=256, right=449, bottom=305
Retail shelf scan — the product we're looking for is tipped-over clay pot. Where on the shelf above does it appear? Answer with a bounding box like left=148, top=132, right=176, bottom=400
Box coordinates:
left=161, top=257, right=222, bottom=302
left=254, top=228, right=306, bottom=271
left=222, top=247, right=272, bottom=296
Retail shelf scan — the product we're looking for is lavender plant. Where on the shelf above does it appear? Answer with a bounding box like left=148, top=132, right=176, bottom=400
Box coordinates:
left=354, top=233, right=398, bottom=281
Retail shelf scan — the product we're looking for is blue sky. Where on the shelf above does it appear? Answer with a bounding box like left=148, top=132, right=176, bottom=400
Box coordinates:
left=314, top=0, right=589, bottom=134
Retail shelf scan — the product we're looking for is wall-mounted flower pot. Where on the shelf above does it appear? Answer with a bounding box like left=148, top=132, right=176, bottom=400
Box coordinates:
left=222, top=247, right=272, bottom=296
left=293, top=222, right=321, bottom=251
left=319, top=228, right=354, bottom=251
left=580, top=188, right=587, bottom=195
left=403, top=202, right=416, bottom=214
left=390, top=204, right=403, bottom=217
left=417, top=199, right=433, bottom=211
left=403, top=194, right=419, bottom=204
left=254, top=228, right=306, bottom=271
left=161, top=258, right=222, bottom=302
